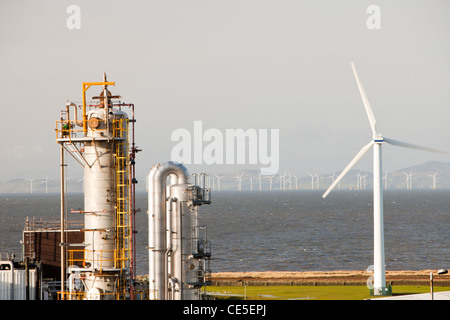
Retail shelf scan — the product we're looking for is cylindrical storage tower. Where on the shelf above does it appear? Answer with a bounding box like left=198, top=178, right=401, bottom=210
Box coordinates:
left=83, top=106, right=128, bottom=297
left=84, top=141, right=116, bottom=267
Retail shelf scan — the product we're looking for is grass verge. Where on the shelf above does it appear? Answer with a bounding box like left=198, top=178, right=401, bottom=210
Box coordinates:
left=206, top=285, right=450, bottom=300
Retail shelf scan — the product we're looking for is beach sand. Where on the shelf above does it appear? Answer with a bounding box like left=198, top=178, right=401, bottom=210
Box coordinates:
left=211, top=270, right=450, bottom=286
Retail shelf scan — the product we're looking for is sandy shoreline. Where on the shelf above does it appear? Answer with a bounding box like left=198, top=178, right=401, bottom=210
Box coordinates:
left=211, top=270, right=450, bottom=286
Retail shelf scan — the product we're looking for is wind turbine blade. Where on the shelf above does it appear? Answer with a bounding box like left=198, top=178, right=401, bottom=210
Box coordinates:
left=384, top=137, right=450, bottom=155
left=351, top=62, right=377, bottom=136
left=322, top=141, right=374, bottom=198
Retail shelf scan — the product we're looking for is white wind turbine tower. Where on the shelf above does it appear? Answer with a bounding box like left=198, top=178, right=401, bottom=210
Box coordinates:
left=322, top=62, right=450, bottom=296
left=362, top=174, right=367, bottom=190
left=256, top=173, right=262, bottom=191
left=402, top=171, right=413, bottom=190
left=409, top=172, right=414, bottom=190
left=429, top=171, right=438, bottom=190
left=268, top=175, right=274, bottom=191
left=288, top=172, right=292, bottom=190
left=215, top=174, right=224, bottom=191
left=212, top=177, right=216, bottom=191
left=293, top=175, right=298, bottom=190
left=40, top=176, right=49, bottom=194
left=356, top=172, right=362, bottom=190
left=278, top=171, right=287, bottom=190
left=329, top=171, right=337, bottom=188
left=235, top=173, right=244, bottom=191
left=307, top=173, right=313, bottom=190
left=402, top=171, right=409, bottom=190
left=27, top=179, right=34, bottom=194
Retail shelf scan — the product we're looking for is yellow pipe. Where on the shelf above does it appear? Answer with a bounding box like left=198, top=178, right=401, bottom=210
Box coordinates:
left=82, top=81, right=115, bottom=134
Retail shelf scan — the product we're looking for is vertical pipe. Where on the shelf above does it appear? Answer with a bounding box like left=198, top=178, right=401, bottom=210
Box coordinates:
left=148, top=162, right=189, bottom=300
left=430, top=272, right=434, bottom=300
left=60, top=144, right=66, bottom=297
left=82, top=85, right=87, bottom=135
left=130, top=104, right=136, bottom=283
left=25, top=257, right=29, bottom=300
left=373, top=142, right=385, bottom=294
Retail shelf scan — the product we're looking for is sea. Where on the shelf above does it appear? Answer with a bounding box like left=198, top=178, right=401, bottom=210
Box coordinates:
left=0, top=190, right=448, bottom=275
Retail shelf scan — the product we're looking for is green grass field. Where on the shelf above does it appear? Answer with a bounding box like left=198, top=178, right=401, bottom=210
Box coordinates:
left=206, top=285, right=450, bottom=300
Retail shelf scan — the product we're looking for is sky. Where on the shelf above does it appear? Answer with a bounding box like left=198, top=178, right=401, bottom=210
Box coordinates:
left=1, top=0, right=450, bottom=181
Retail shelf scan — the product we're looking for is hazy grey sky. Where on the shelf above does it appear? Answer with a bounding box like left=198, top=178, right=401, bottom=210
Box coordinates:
left=1, top=1, right=449, bottom=180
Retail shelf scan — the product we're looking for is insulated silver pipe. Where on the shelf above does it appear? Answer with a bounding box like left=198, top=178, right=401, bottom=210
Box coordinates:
left=148, top=162, right=189, bottom=300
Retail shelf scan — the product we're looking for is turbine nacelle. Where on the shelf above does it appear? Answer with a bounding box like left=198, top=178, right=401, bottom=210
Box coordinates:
left=373, top=134, right=383, bottom=144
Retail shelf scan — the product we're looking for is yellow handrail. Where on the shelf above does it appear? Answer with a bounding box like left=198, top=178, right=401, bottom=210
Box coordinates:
left=82, top=81, right=115, bottom=134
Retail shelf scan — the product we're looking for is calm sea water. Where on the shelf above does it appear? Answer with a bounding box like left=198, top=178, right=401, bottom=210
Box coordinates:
left=0, top=190, right=448, bottom=275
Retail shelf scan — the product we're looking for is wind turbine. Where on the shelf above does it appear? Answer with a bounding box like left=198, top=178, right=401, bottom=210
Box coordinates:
left=287, top=172, right=292, bottom=190
left=429, top=171, right=438, bottom=190
left=356, top=172, right=361, bottom=190
left=211, top=176, right=216, bottom=191
left=402, top=171, right=410, bottom=190
left=282, top=170, right=287, bottom=190
left=293, top=175, right=298, bottom=190
left=268, top=175, right=274, bottom=191
left=329, top=171, right=336, bottom=187
left=278, top=171, right=286, bottom=190
left=322, top=62, right=450, bottom=296
left=402, top=171, right=413, bottom=190
left=329, top=171, right=341, bottom=190
left=409, top=172, right=414, bottom=190
left=215, top=174, right=224, bottom=191
left=362, top=174, right=367, bottom=190
left=307, top=173, right=316, bottom=190
left=40, top=176, right=49, bottom=194
left=256, top=173, right=262, bottom=191
left=27, top=179, right=34, bottom=194
left=235, top=173, right=244, bottom=191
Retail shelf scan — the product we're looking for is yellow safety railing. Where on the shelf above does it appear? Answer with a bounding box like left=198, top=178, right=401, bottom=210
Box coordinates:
left=68, top=249, right=118, bottom=270
left=113, top=118, right=131, bottom=297
left=55, top=118, right=125, bottom=139
left=58, top=289, right=150, bottom=300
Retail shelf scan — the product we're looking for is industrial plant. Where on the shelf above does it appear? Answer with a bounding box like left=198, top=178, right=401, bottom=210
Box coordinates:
left=0, top=75, right=212, bottom=300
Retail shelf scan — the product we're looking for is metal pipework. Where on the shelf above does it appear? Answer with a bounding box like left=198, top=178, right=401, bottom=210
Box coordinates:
left=148, top=162, right=189, bottom=300
left=66, top=101, right=83, bottom=127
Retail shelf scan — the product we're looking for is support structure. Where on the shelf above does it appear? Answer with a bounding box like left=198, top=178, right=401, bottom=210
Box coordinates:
left=55, top=74, right=140, bottom=299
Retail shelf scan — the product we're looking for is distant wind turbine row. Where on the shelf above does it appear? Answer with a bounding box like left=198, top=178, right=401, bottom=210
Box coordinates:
left=204, top=168, right=444, bottom=192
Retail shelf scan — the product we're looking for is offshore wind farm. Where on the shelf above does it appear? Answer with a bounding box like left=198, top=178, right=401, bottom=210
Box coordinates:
left=3, top=160, right=450, bottom=194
